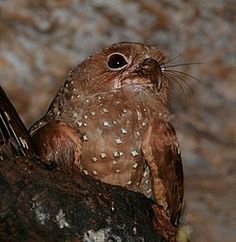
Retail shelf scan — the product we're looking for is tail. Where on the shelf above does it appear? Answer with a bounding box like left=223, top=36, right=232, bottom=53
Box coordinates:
left=0, top=86, right=33, bottom=160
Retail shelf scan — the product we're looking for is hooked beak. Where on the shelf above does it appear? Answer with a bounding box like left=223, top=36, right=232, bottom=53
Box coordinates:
left=136, top=58, right=163, bottom=92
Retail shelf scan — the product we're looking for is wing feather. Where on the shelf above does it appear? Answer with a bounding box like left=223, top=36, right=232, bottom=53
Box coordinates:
left=31, top=120, right=82, bottom=169
left=142, top=120, right=184, bottom=225
left=0, top=86, right=33, bottom=159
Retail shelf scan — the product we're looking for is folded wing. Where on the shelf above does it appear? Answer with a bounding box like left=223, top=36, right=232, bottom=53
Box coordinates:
left=142, top=120, right=184, bottom=226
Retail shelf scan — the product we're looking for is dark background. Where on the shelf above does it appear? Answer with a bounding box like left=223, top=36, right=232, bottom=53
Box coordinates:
left=0, top=1, right=235, bottom=241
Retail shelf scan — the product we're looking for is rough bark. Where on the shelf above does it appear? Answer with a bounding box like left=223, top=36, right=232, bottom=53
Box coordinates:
left=0, top=156, right=167, bottom=242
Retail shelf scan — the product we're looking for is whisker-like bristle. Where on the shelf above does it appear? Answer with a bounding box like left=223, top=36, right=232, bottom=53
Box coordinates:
left=164, top=73, right=185, bottom=93
left=163, top=54, right=182, bottom=65
left=165, top=62, right=204, bottom=68
left=164, top=69, right=201, bottom=84
left=164, top=72, right=194, bottom=93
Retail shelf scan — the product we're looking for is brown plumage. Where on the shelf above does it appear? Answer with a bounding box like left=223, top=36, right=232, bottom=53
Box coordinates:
left=30, top=42, right=184, bottom=226
left=0, top=86, right=33, bottom=160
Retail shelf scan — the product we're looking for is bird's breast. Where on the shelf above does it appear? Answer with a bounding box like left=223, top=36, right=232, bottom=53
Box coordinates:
left=60, top=93, right=155, bottom=196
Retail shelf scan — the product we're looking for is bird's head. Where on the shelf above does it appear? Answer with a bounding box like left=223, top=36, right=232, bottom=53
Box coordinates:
left=66, top=42, right=170, bottom=105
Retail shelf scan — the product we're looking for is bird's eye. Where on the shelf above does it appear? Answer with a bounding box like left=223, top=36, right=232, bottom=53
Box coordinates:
left=107, top=53, right=128, bottom=70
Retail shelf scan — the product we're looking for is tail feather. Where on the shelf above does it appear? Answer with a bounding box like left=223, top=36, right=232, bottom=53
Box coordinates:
left=0, top=86, right=33, bottom=159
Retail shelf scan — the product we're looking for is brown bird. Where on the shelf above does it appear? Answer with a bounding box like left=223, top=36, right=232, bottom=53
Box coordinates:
left=30, top=42, right=184, bottom=226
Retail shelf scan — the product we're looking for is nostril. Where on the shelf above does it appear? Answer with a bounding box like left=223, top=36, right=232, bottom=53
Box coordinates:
left=143, top=58, right=155, bottom=64
left=143, top=58, right=153, bottom=67
left=140, top=58, right=161, bottom=75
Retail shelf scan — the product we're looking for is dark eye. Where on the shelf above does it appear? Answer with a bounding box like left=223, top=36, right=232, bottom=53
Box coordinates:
left=107, top=53, right=128, bottom=70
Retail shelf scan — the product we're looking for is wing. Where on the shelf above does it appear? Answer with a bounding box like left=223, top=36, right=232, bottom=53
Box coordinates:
left=0, top=86, right=33, bottom=160
left=31, top=120, right=82, bottom=169
left=141, top=120, right=184, bottom=226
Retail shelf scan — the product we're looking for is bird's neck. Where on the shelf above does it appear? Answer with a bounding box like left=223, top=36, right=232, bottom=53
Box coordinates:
left=47, top=88, right=171, bottom=124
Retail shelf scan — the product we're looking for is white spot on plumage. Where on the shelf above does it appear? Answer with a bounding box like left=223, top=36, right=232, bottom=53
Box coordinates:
left=113, top=151, right=123, bottom=157
left=113, top=151, right=120, bottom=157
left=131, top=150, right=139, bottom=157
left=136, top=110, right=142, bottom=121
left=103, top=121, right=110, bottom=127
left=73, top=113, right=78, bottom=118
left=92, top=170, right=98, bottom=176
left=90, top=111, right=96, bottom=116
left=127, top=180, right=132, bottom=185
left=103, top=108, right=109, bottom=113
left=121, top=128, right=127, bottom=134
left=114, top=138, right=122, bottom=144
left=83, top=169, right=89, bottom=175
left=147, top=188, right=152, bottom=194
left=119, top=152, right=123, bottom=156
left=83, top=135, right=88, bottom=141
left=143, top=170, right=148, bottom=178
left=77, top=121, right=83, bottom=127
left=92, top=157, right=97, bottom=162
left=100, top=153, right=107, bottom=159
